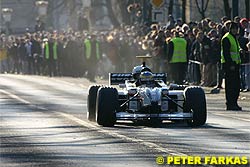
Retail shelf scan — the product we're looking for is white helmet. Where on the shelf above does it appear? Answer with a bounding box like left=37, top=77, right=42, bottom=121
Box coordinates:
left=132, top=66, right=143, bottom=80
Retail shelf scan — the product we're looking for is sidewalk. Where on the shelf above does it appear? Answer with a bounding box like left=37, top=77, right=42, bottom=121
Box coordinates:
left=11, top=74, right=248, bottom=101
left=202, top=86, right=250, bottom=101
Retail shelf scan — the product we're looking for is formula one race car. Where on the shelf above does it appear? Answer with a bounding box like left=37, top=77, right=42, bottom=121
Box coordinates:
left=87, top=56, right=207, bottom=127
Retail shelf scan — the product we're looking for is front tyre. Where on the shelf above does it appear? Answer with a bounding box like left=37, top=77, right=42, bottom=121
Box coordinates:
left=87, top=85, right=101, bottom=122
left=184, top=86, right=207, bottom=127
left=96, top=87, right=118, bottom=127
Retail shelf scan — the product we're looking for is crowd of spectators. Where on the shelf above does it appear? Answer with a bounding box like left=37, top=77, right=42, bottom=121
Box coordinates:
left=0, top=15, right=249, bottom=90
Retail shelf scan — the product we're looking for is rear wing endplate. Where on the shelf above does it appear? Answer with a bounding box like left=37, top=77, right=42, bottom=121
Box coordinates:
left=109, top=73, right=167, bottom=85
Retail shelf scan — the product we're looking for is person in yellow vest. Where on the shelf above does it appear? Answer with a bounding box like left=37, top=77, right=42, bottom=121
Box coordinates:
left=167, top=30, right=188, bottom=84
left=221, top=22, right=242, bottom=111
left=44, top=37, right=58, bottom=77
left=84, top=34, right=100, bottom=82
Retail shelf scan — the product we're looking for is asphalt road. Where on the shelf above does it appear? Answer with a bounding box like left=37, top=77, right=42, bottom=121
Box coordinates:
left=0, top=74, right=250, bottom=167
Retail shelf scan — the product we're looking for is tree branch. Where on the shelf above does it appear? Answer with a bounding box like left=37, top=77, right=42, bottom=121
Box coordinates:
left=168, top=0, right=174, bottom=15
left=204, top=0, right=210, bottom=11
left=195, top=0, right=203, bottom=14
left=202, top=0, right=204, bottom=11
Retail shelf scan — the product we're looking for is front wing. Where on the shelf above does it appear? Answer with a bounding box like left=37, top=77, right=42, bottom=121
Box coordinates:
left=116, top=112, right=193, bottom=120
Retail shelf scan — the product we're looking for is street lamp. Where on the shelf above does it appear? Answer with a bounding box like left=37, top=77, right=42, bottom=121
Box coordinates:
left=35, top=1, right=48, bottom=16
left=2, top=8, right=13, bottom=35
left=35, top=1, right=48, bottom=31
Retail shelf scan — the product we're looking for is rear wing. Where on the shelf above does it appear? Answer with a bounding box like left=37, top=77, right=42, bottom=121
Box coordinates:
left=109, top=73, right=167, bottom=85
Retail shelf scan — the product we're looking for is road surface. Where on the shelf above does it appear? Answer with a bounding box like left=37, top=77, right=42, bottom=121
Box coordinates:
left=1, top=74, right=250, bottom=167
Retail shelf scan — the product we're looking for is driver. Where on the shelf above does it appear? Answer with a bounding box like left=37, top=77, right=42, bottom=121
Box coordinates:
left=132, top=66, right=154, bottom=86
left=132, top=66, right=143, bottom=81
left=140, top=71, right=154, bottom=87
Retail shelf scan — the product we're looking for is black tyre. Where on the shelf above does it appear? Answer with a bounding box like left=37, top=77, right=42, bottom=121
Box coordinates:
left=96, top=87, right=118, bottom=127
left=184, top=86, right=207, bottom=127
left=87, top=85, right=101, bottom=122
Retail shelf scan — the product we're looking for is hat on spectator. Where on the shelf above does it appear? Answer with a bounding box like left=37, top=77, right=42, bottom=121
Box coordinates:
left=150, top=24, right=158, bottom=31
left=224, top=20, right=232, bottom=27
left=182, top=24, right=189, bottom=33
left=240, top=18, right=248, bottom=26
left=234, top=16, right=241, bottom=22
left=221, top=16, right=229, bottom=23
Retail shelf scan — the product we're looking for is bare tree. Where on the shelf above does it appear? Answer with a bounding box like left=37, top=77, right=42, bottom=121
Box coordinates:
left=223, top=0, right=231, bottom=18
left=106, top=0, right=120, bottom=27
left=116, top=0, right=130, bottom=24
left=67, top=0, right=78, bottom=29
left=246, top=0, right=250, bottom=18
left=47, top=0, right=79, bottom=29
left=168, top=0, right=174, bottom=15
left=195, top=0, right=210, bottom=19
left=182, top=0, right=186, bottom=23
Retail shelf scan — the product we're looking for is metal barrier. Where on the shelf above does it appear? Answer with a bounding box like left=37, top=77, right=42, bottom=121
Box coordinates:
left=241, top=63, right=250, bottom=90
left=187, top=60, right=202, bottom=84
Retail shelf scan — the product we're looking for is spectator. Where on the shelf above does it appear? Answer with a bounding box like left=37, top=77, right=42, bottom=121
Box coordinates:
left=221, top=20, right=231, bottom=37
left=84, top=34, right=101, bottom=82
left=186, top=30, right=196, bottom=84
left=196, top=31, right=212, bottom=86
left=166, top=15, right=175, bottom=30
left=221, top=22, right=242, bottom=110
left=78, top=14, right=89, bottom=32
left=167, top=31, right=188, bottom=84
left=0, top=16, right=248, bottom=90
left=18, top=38, right=27, bottom=74
left=31, top=35, right=42, bottom=75
left=35, top=17, right=45, bottom=32
left=9, top=39, right=19, bottom=73
left=208, top=29, right=220, bottom=87
left=239, top=18, right=250, bottom=38
left=238, top=33, right=250, bottom=92
left=153, top=30, right=166, bottom=72
left=25, top=37, right=33, bottom=74
left=44, top=37, right=58, bottom=77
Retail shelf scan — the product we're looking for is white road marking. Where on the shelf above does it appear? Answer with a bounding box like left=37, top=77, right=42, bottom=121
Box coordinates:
left=58, top=112, right=187, bottom=156
left=0, top=89, right=31, bottom=105
left=0, top=89, right=187, bottom=156
left=211, top=113, right=250, bottom=122
left=79, top=84, right=88, bottom=88
left=50, top=78, right=88, bottom=88
left=50, top=78, right=77, bottom=86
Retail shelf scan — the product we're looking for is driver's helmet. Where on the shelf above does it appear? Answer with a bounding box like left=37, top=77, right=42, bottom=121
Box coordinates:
left=132, top=66, right=152, bottom=80
left=132, top=66, right=143, bottom=80
left=140, top=71, right=153, bottom=81
left=141, top=66, right=152, bottom=73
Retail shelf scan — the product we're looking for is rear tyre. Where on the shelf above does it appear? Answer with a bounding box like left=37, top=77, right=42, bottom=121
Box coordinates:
left=87, top=85, right=101, bottom=122
left=184, top=86, right=207, bottom=127
left=96, top=87, right=118, bottom=127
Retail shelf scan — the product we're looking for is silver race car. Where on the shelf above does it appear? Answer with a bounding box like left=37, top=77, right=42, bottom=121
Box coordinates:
left=87, top=57, right=207, bottom=127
